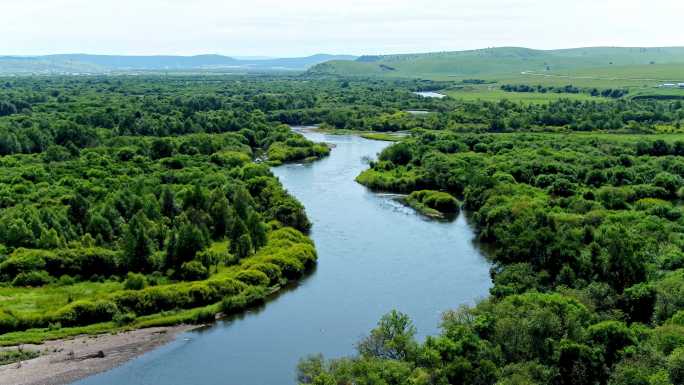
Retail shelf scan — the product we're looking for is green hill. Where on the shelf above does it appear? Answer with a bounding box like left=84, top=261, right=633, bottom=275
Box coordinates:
left=308, top=47, right=684, bottom=81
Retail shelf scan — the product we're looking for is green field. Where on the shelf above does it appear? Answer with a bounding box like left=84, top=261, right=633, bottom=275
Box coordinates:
left=311, top=47, right=684, bottom=78
left=310, top=47, right=684, bottom=101
left=443, top=86, right=601, bottom=103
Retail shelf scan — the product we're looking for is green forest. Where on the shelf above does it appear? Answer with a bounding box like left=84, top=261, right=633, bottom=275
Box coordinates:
left=0, top=76, right=328, bottom=345
left=2, top=75, right=684, bottom=385
left=303, top=131, right=684, bottom=385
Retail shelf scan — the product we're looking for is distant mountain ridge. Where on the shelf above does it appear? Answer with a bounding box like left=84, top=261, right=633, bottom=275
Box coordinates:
left=0, top=53, right=357, bottom=74
left=308, top=46, right=684, bottom=79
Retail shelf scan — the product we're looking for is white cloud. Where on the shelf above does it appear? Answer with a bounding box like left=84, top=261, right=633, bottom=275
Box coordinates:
left=2, top=0, right=683, bottom=56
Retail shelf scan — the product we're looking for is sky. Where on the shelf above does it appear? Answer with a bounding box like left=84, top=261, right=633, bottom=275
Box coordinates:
left=3, top=0, right=684, bottom=57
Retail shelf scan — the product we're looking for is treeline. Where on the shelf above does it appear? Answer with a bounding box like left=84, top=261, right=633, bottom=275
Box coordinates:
left=3, top=77, right=681, bottom=154
left=304, top=132, right=684, bottom=385
left=0, top=76, right=334, bottom=159
left=270, top=86, right=681, bottom=133
left=501, top=84, right=629, bottom=98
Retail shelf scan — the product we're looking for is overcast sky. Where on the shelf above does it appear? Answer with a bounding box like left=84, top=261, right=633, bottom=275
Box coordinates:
left=4, top=0, right=683, bottom=57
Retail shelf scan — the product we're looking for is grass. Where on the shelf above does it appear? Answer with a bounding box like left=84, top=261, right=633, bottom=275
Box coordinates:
left=443, top=86, right=600, bottom=103
left=0, top=348, right=40, bottom=365
left=311, top=47, right=684, bottom=101
left=0, top=228, right=315, bottom=347
left=0, top=281, right=124, bottom=315
left=402, top=196, right=445, bottom=219
left=359, top=132, right=405, bottom=141
left=311, top=47, right=684, bottom=81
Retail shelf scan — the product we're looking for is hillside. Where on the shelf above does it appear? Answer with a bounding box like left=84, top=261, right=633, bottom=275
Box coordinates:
left=308, top=47, right=684, bottom=81
left=0, top=53, right=357, bottom=74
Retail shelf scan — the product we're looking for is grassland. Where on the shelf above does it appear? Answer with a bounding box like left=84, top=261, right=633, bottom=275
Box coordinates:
left=443, top=86, right=600, bottom=103
left=310, top=47, right=684, bottom=102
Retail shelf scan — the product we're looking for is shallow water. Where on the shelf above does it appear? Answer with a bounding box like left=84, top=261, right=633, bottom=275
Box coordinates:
left=413, top=91, right=445, bottom=98
left=73, top=129, right=491, bottom=385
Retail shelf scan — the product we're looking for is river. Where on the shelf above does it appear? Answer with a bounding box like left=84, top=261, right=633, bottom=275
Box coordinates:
left=72, top=129, right=491, bottom=385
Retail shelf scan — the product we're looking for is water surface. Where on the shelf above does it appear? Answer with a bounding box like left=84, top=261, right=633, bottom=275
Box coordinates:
left=74, top=130, right=491, bottom=385
left=413, top=91, right=446, bottom=98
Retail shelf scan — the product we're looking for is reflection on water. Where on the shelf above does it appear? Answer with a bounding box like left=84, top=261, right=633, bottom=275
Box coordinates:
left=73, top=129, right=491, bottom=385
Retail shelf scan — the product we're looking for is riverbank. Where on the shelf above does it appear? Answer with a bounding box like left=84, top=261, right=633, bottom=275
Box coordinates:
left=0, top=324, right=198, bottom=385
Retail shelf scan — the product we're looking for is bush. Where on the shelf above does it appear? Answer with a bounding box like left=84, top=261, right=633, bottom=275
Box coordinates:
left=669, top=347, right=684, bottom=384
left=0, top=249, right=48, bottom=279
left=596, top=186, right=634, bottom=209
left=54, top=300, right=119, bottom=327
left=247, top=263, right=283, bottom=285
left=0, top=310, right=19, bottom=334
left=12, top=270, right=51, bottom=287
left=408, top=190, right=460, bottom=213
left=57, top=274, right=76, bottom=286
left=124, top=272, right=147, bottom=290
left=113, top=311, right=137, bottom=326
left=180, top=260, right=209, bottom=281
left=235, top=270, right=270, bottom=287
left=264, top=255, right=305, bottom=279
left=112, top=278, right=245, bottom=316
left=220, top=286, right=268, bottom=314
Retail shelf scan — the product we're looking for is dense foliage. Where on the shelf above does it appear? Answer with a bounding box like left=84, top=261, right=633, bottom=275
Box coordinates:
left=0, top=76, right=327, bottom=342
left=3, top=75, right=684, bottom=381
left=404, top=190, right=459, bottom=218
left=500, top=84, right=629, bottom=99
left=303, top=132, right=684, bottom=385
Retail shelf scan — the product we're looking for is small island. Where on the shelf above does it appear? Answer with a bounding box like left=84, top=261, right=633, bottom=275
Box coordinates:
left=403, top=190, right=460, bottom=219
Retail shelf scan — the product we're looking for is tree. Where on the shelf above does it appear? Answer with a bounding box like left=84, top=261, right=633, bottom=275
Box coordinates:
left=235, top=233, right=252, bottom=260
left=87, top=214, right=113, bottom=242
left=68, top=193, right=89, bottom=228
left=246, top=210, right=267, bottom=250
left=150, top=138, right=174, bottom=159
left=669, top=347, right=684, bottom=385
left=160, top=187, right=178, bottom=219
left=209, top=191, right=232, bottom=238
left=0, top=101, right=17, bottom=116
left=122, top=212, right=154, bottom=272
left=168, top=221, right=207, bottom=268
left=38, top=228, right=62, bottom=249
left=357, top=310, right=417, bottom=361
left=557, top=340, right=603, bottom=385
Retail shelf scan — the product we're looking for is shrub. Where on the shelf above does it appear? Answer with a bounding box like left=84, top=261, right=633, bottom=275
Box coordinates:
left=621, top=283, right=656, bottom=324
left=12, top=270, right=51, bottom=287
left=0, top=248, right=49, bottom=279
left=180, top=260, right=209, bottom=281
left=669, top=347, right=684, bottom=384
left=112, top=278, right=245, bottom=316
left=408, top=190, right=460, bottom=213
left=113, top=312, right=137, bottom=326
left=54, top=300, right=119, bottom=327
left=235, top=270, right=270, bottom=287
left=124, top=272, right=147, bottom=290
left=220, top=286, right=268, bottom=314
left=247, top=263, right=282, bottom=285
left=264, top=255, right=305, bottom=279
left=57, top=274, right=76, bottom=286
left=0, top=310, right=19, bottom=334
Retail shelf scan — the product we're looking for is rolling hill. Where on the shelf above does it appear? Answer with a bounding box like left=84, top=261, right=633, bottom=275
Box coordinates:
left=308, top=47, right=684, bottom=81
left=0, top=53, right=357, bottom=74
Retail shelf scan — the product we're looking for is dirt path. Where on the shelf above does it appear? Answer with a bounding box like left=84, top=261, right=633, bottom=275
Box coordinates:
left=0, top=325, right=199, bottom=385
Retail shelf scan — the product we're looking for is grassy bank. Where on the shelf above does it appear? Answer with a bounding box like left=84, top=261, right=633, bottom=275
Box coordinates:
left=0, top=227, right=315, bottom=346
